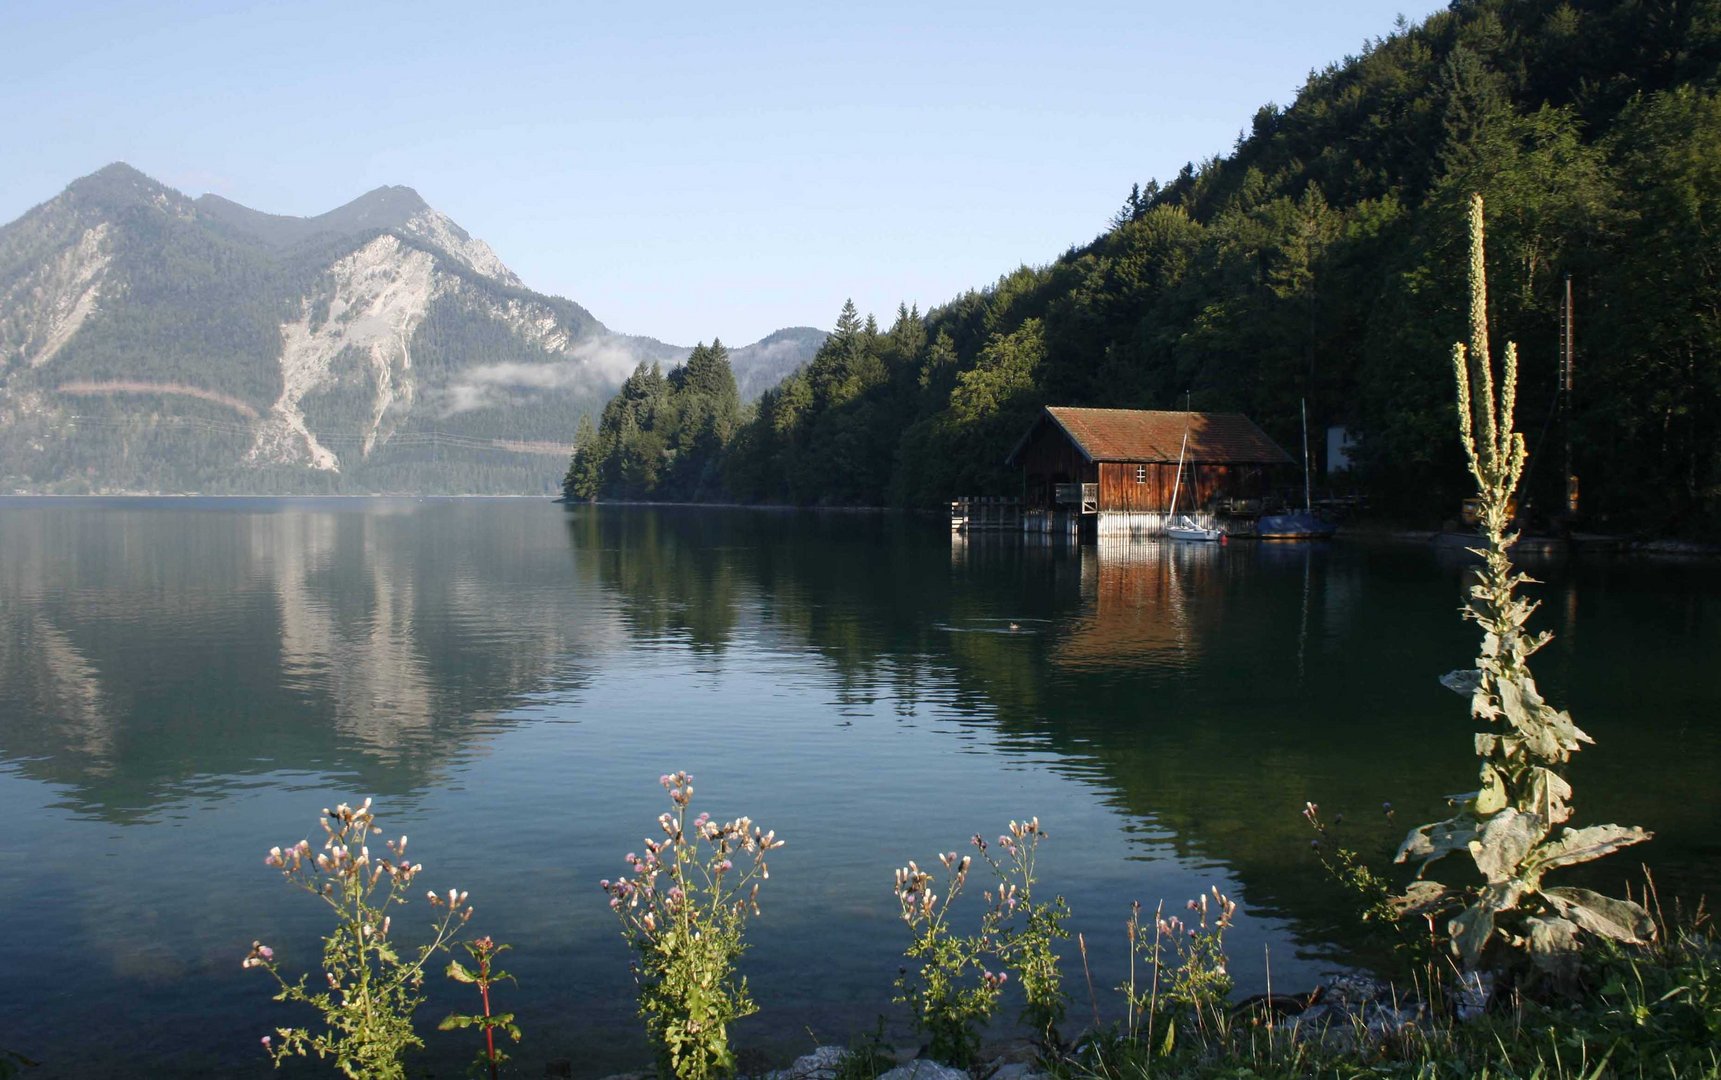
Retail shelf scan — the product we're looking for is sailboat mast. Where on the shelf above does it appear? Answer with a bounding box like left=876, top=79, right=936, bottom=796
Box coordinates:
left=1561, top=274, right=1578, bottom=515
left=1169, top=429, right=1189, bottom=522
left=1301, top=399, right=1312, bottom=513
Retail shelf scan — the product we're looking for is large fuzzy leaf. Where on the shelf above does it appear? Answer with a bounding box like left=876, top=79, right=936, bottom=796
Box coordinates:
left=1543, top=887, right=1656, bottom=943
left=1395, top=815, right=1477, bottom=874
left=1467, top=808, right=1546, bottom=884
left=1522, top=824, right=1652, bottom=887
left=1524, top=767, right=1575, bottom=825
left=1441, top=669, right=1481, bottom=696
left=1389, top=880, right=1453, bottom=920
left=1449, top=880, right=1526, bottom=969
left=1525, top=915, right=1581, bottom=980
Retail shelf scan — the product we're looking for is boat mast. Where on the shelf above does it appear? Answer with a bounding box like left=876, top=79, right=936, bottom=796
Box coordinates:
left=1169, top=428, right=1189, bottom=522
left=1167, top=392, right=1193, bottom=526
left=1561, top=274, right=1578, bottom=516
left=1301, top=398, right=1312, bottom=513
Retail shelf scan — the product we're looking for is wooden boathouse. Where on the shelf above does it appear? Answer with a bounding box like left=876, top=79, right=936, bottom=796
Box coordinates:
left=1005, top=406, right=1293, bottom=537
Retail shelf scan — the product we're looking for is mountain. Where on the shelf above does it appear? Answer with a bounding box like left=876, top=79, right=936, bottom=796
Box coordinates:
left=0, top=164, right=824, bottom=494
left=726, top=326, right=829, bottom=401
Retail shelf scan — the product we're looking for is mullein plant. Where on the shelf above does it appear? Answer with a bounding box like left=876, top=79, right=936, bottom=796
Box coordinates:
left=1392, top=193, right=1653, bottom=987
left=601, top=772, right=783, bottom=1080
left=245, top=798, right=475, bottom=1079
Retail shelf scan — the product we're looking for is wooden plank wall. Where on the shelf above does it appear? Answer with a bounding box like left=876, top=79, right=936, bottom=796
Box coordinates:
left=1017, top=424, right=1097, bottom=507
left=1097, top=463, right=1264, bottom=512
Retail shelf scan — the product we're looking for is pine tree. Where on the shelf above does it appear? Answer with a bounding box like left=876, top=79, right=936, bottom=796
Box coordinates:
left=562, top=414, right=602, bottom=501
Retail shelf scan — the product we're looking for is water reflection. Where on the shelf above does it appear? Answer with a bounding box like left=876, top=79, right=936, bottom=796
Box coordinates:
left=0, top=500, right=1716, bottom=1078
left=0, top=501, right=622, bottom=820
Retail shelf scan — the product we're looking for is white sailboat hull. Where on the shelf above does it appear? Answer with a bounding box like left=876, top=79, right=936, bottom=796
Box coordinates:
left=1166, top=515, right=1222, bottom=542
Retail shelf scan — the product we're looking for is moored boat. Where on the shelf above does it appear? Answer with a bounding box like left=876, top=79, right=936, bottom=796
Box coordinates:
left=1166, top=514, right=1222, bottom=542
left=1256, top=510, right=1337, bottom=539
left=1164, top=408, right=1224, bottom=543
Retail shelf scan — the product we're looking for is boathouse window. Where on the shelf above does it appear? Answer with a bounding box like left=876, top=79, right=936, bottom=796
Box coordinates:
left=1135, top=465, right=1146, bottom=484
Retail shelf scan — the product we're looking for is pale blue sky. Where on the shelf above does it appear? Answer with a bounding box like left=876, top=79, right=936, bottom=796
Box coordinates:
left=2, top=0, right=1443, bottom=345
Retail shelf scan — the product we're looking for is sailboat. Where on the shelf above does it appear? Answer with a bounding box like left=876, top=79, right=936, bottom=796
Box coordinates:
left=1165, top=418, right=1222, bottom=542
left=1256, top=400, right=1337, bottom=540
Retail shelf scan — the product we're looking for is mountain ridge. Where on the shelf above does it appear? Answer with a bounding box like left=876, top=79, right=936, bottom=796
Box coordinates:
left=0, top=163, right=826, bottom=494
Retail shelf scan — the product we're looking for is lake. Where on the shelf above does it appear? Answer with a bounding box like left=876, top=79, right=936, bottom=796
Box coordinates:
left=0, top=499, right=1716, bottom=1077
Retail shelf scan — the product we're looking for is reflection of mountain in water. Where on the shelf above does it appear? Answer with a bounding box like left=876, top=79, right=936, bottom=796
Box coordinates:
left=2, top=501, right=1715, bottom=961
left=0, top=501, right=622, bottom=819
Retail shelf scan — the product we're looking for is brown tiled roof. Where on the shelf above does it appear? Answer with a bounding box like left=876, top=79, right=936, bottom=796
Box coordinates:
left=1024, top=407, right=1293, bottom=465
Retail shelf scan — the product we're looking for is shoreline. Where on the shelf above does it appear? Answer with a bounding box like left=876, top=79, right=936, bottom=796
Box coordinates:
left=4, top=494, right=1716, bottom=555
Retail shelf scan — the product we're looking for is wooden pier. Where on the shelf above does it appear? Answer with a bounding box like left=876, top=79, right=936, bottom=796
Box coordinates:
left=950, top=496, right=1022, bottom=532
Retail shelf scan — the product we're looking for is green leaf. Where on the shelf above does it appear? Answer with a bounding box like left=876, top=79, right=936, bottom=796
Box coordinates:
left=439, top=1013, right=476, bottom=1031
left=446, top=960, right=476, bottom=983
left=1475, top=764, right=1508, bottom=815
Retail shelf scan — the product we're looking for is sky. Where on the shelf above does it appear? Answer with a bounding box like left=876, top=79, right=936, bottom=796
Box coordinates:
left=1, top=0, right=1446, bottom=346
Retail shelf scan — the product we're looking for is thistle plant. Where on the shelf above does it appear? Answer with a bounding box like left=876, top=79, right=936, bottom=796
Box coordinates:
left=1392, top=193, right=1653, bottom=983
left=892, top=848, right=1005, bottom=1067
left=440, top=936, right=520, bottom=1080
left=976, top=818, right=1070, bottom=1050
left=601, top=772, right=783, bottom=1080
left=245, top=798, right=475, bottom=1079
left=1121, top=889, right=1237, bottom=1055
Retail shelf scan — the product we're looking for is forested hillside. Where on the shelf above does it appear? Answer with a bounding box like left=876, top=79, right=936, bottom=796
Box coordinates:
left=572, top=0, right=1721, bottom=535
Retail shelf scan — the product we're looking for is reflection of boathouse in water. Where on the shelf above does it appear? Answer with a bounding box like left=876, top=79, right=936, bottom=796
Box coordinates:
left=1002, top=406, right=1293, bottom=538
left=1051, top=538, right=1226, bottom=670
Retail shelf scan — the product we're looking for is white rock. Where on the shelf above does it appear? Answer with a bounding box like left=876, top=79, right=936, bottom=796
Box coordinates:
left=769, top=1045, right=849, bottom=1080
left=877, top=1061, right=970, bottom=1080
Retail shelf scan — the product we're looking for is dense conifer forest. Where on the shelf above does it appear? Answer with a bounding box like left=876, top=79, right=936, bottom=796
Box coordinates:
left=569, top=0, right=1721, bottom=536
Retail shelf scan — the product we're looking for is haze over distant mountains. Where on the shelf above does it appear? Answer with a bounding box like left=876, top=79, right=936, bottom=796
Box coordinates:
left=0, top=163, right=825, bottom=494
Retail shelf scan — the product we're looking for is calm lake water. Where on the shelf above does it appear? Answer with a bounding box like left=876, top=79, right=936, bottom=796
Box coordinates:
left=0, top=499, right=1717, bottom=1077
